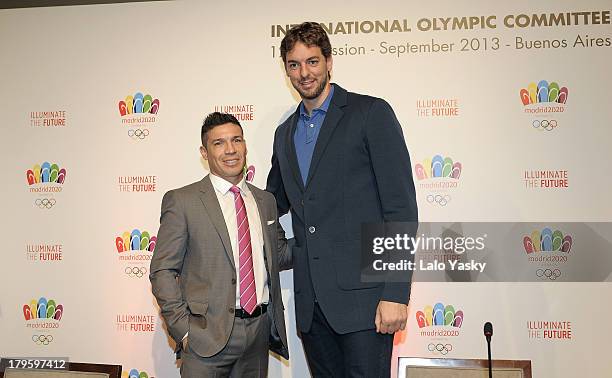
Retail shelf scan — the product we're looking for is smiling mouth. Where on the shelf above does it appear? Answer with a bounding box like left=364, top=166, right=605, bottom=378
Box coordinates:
left=300, top=80, right=315, bottom=88
left=223, top=159, right=241, bottom=166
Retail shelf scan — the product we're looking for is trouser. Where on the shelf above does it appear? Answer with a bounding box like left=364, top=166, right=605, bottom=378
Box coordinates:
left=301, top=302, right=394, bottom=378
left=180, top=314, right=270, bottom=378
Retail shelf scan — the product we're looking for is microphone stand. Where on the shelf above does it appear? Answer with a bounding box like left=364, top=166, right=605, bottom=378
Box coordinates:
left=486, top=335, right=492, bottom=378
left=484, top=322, right=493, bottom=378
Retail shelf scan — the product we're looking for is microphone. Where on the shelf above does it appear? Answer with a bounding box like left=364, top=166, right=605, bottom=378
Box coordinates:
left=484, top=321, right=493, bottom=341
left=483, top=322, right=493, bottom=378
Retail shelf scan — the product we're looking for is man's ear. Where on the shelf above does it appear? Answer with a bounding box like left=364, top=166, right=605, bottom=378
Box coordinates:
left=200, top=145, right=208, bottom=160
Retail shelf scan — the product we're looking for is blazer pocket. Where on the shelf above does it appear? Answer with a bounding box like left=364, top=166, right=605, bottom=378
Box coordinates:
left=333, top=240, right=381, bottom=290
left=187, top=301, right=209, bottom=330
left=187, top=301, right=209, bottom=315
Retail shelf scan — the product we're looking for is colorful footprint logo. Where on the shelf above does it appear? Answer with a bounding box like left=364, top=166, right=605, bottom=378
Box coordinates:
left=26, top=162, right=66, bottom=185
left=23, top=297, right=63, bottom=321
left=119, top=93, right=160, bottom=116
left=523, top=228, right=572, bottom=253
left=415, top=155, right=462, bottom=180
left=116, top=229, right=157, bottom=252
left=520, top=80, right=568, bottom=105
left=122, top=369, right=149, bottom=378
left=416, top=302, right=463, bottom=328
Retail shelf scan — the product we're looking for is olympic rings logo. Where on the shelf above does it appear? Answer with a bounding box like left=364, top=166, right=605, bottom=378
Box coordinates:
left=428, top=343, right=452, bottom=355
left=35, top=198, right=56, bottom=209
left=532, top=120, right=558, bottom=131
left=125, top=266, right=148, bottom=278
left=427, top=194, right=450, bottom=206
left=536, top=268, right=561, bottom=280
left=32, top=334, right=54, bottom=345
left=128, top=129, right=150, bottom=139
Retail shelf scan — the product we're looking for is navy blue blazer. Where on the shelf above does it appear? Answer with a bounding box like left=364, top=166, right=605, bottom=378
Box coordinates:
left=267, top=84, right=418, bottom=334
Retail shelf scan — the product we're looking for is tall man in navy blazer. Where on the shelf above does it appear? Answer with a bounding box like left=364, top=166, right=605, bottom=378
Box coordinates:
left=267, top=22, right=418, bottom=377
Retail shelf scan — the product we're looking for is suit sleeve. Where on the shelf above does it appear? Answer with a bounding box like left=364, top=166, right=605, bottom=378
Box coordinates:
left=266, top=127, right=294, bottom=270
left=277, top=222, right=294, bottom=271
left=265, top=186, right=293, bottom=271
left=149, top=190, right=190, bottom=344
left=266, top=127, right=291, bottom=217
left=365, top=98, right=419, bottom=304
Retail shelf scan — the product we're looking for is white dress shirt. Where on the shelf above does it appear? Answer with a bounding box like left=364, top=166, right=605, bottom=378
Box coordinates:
left=209, top=174, right=269, bottom=307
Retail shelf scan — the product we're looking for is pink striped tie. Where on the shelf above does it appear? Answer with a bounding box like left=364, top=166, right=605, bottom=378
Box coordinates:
left=229, top=185, right=257, bottom=315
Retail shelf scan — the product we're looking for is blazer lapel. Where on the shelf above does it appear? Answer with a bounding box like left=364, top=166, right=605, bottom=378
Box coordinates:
left=284, top=110, right=306, bottom=192
left=249, top=185, right=273, bottom=275
left=199, top=176, right=235, bottom=270
left=305, top=84, right=347, bottom=188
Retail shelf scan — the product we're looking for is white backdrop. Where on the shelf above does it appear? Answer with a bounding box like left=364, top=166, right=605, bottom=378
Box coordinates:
left=1, top=0, right=612, bottom=377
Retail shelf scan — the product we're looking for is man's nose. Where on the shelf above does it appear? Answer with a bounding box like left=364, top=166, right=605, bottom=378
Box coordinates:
left=225, top=142, right=236, bottom=154
left=299, top=63, right=309, bottom=78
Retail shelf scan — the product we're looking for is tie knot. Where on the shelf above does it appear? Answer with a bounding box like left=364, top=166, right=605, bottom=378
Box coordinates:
left=229, top=186, right=241, bottom=195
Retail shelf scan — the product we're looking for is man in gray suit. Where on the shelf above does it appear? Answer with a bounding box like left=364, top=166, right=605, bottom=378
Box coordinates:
left=150, top=112, right=289, bottom=377
left=267, top=22, right=418, bottom=376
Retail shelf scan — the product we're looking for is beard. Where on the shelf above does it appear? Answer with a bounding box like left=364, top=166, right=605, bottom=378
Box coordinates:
left=294, top=73, right=328, bottom=100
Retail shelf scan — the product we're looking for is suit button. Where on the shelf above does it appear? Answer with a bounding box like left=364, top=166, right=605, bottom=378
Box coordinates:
left=229, top=308, right=235, bottom=314
left=231, top=278, right=236, bottom=285
left=308, top=226, right=316, bottom=234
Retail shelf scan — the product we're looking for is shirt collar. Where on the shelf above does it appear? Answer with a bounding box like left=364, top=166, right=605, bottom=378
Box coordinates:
left=299, top=84, right=335, bottom=118
left=209, top=174, right=249, bottom=196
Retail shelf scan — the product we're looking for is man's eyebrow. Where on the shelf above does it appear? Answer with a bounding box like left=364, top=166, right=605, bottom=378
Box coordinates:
left=287, top=56, right=319, bottom=63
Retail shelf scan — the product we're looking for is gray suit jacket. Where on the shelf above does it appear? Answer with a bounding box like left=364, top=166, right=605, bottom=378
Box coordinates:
left=150, top=175, right=289, bottom=359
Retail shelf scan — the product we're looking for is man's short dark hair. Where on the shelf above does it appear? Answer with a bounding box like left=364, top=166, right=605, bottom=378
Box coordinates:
left=201, top=112, right=242, bottom=147
left=280, top=22, right=332, bottom=63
